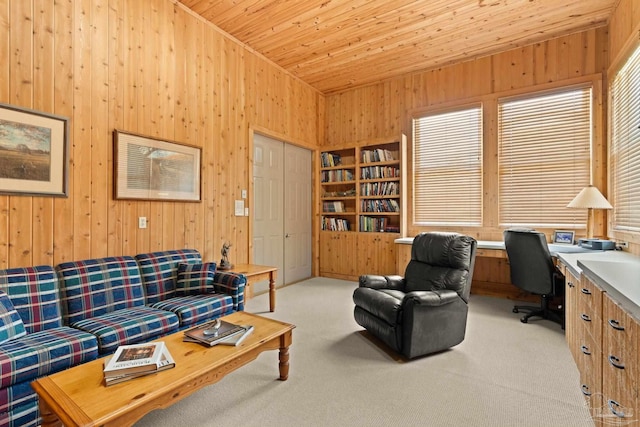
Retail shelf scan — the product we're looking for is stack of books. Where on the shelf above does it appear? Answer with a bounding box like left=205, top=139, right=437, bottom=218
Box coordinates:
left=103, top=341, right=175, bottom=386
left=183, top=319, right=254, bottom=347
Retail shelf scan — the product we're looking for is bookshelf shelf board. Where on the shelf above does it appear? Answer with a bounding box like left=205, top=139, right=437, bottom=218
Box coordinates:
left=321, top=180, right=356, bottom=185
left=360, top=195, right=400, bottom=200
left=322, top=212, right=356, bottom=216
left=359, top=212, right=400, bottom=216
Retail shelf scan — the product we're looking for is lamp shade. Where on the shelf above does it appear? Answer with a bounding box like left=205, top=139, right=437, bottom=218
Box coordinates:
left=567, top=185, right=613, bottom=209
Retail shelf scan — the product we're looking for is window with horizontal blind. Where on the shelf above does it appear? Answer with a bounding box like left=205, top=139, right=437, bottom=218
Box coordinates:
left=413, top=105, right=482, bottom=226
left=610, top=44, right=640, bottom=233
left=498, top=87, right=591, bottom=228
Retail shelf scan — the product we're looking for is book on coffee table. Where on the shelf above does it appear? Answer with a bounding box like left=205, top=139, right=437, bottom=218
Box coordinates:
left=183, top=319, right=246, bottom=347
left=104, top=346, right=175, bottom=386
left=103, top=342, right=166, bottom=377
left=183, top=324, right=254, bottom=347
left=217, top=325, right=254, bottom=346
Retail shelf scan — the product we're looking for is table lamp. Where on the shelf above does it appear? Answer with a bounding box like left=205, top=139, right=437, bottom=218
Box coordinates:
left=566, top=185, right=613, bottom=239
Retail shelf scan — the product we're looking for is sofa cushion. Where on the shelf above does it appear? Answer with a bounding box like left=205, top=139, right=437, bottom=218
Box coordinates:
left=0, top=291, right=26, bottom=345
left=0, top=398, right=39, bottom=427
left=69, top=305, right=179, bottom=354
left=0, top=326, right=98, bottom=389
left=0, top=266, right=62, bottom=333
left=135, top=249, right=202, bottom=303
left=56, top=256, right=147, bottom=325
left=150, top=293, right=234, bottom=328
left=176, top=262, right=216, bottom=296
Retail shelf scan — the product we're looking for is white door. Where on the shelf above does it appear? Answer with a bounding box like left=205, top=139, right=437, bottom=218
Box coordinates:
left=284, top=144, right=312, bottom=283
left=252, top=134, right=311, bottom=291
left=253, top=134, right=284, bottom=292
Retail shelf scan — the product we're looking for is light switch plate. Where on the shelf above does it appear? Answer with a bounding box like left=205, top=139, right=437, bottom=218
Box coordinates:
left=235, top=200, right=245, bottom=216
left=138, top=217, right=147, bottom=229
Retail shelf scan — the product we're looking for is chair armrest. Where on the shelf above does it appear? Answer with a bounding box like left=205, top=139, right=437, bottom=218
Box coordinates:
left=359, top=275, right=404, bottom=290
left=403, top=289, right=460, bottom=307
left=213, top=271, right=247, bottom=311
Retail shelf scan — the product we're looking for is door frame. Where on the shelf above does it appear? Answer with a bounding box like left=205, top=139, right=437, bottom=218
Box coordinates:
left=247, top=125, right=319, bottom=276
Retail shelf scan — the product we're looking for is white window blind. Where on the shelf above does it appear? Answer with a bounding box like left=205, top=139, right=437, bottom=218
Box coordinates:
left=413, top=106, right=482, bottom=226
left=611, top=44, right=640, bottom=233
left=498, top=87, right=591, bottom=228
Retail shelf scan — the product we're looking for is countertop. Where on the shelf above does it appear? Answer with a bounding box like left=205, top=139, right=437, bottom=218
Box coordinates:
left=395, top=237, right=595, bottom=255
left=557, top=250, right=640, bottom=321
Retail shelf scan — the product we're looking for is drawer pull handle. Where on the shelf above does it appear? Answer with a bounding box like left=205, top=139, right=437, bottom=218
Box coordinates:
left=580, top=384, right=591, bottom=396
left=581, top=288, right=592, bottom=295
left=608, top=399, right=625, bottom=418
left=608, top=355, right=625, bottom=370
left=581, top=345, right=591, bottom=355
left=568, top=281, right=574, bottom=288
left=580, top=314, right=591, bottom=322
left=608, top=319, right=625, bottom=331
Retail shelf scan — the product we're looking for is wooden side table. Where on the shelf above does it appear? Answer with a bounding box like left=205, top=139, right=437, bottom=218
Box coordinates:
left=233, top=264, right=278, bottom=312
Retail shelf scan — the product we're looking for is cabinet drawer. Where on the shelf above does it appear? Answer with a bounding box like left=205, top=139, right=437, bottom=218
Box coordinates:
left=577, top=278, right=602, bottom=344
left=576, top=327, right=603, bottom=419
left=602, top=293, right=638, bottom=424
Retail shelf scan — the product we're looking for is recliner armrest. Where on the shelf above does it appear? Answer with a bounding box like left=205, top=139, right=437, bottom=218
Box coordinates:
left=359, top=275, right=404, bottom=290
left=404, top=289, right=460, bottom=307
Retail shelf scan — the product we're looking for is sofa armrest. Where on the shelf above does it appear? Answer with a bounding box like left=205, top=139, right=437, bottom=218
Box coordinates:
left=213, top=271, right=247, bottom=311
left=359, top=275, right=405, bottom=290
left=403, top=289, right=460, bottom=307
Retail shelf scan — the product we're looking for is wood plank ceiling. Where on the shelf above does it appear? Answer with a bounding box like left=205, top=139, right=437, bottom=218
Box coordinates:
left=177, top=0, right=616, bottom=94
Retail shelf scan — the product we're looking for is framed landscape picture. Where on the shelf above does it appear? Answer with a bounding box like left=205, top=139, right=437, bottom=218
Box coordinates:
left=114, top=130, right=201, bottom=202
left=0, top=103, right=69, bottom=197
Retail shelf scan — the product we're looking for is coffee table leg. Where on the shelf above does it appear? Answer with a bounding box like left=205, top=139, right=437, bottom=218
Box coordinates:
left=278, top=331, right=291, bottom=380
left=278, top=346, right=289, bottom=380
left=39, top=399, right=62, bottom=427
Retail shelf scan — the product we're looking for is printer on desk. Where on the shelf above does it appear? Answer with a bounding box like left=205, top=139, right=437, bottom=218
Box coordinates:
left=578, top=239, right=616, bottom=250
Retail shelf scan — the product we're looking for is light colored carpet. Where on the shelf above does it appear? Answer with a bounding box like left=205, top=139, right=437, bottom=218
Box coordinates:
left=135, top=277, right=594, bottom=427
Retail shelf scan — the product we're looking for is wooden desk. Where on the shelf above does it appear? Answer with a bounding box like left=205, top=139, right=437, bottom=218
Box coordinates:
left=233, top=264, right=278, bottom=312
left=394, top=238, right=597, bottom=301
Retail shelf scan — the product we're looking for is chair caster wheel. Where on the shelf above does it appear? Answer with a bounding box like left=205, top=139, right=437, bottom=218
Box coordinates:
left=513, top=308, right=519, bottom=313
left=520, top=317, right=528, bottom=323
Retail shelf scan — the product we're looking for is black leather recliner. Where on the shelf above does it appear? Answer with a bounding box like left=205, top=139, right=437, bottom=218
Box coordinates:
left=353, top=232, right=477, bottom=359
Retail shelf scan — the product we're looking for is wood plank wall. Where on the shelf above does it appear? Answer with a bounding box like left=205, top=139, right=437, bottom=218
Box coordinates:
left=324, top=27, right=610, bottom=243
left=0, top=0, right=320, bottom=269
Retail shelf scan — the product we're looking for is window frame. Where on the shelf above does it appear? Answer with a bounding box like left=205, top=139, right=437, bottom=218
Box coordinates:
left=609, top=41, right=640, bottom=236
left=412, top=103, right=483, bottom=227
left=497, top=85, right=593, bottom=229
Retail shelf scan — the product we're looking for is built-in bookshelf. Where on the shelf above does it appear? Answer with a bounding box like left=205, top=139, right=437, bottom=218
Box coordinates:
left=319, top=136, right=406, bottom=234
left=320, top=147, right=356, bottom=231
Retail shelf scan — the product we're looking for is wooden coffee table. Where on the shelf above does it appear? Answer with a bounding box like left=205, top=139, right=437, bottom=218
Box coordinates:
left=31, top=312, right=294, bottom=427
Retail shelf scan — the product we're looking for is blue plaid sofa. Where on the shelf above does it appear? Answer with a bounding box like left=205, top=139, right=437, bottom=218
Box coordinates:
left=0, top=249, right=246, bottom=427
left=0, top=266, right=98, bottom=427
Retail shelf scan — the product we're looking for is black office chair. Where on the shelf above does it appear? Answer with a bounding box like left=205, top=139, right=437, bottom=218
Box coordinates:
left=503, top=229, right=564, bottom=327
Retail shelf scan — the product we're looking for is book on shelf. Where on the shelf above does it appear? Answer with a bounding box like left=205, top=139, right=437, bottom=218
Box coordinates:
left=322, top=200, right=345, bottom=212
left=321, top=216, right=350, bottom=231
left=104, top=346, right=175, bottom=386
left=361, top=148, right=395, bottom=163
left=321, top=152, right=342, bottom=167
left=183, top=319, right=246, bottom=347
left=103, top=341, right=167, bottom=377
